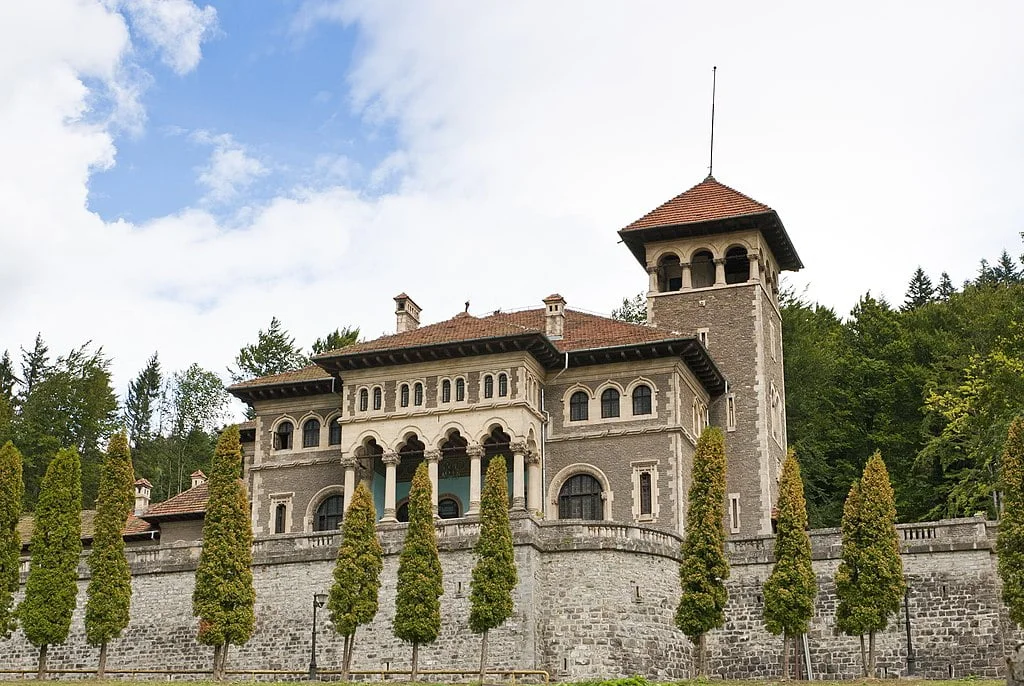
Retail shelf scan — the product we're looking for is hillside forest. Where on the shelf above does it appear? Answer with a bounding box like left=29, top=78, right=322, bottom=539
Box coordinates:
left=2, top=240, right=1023, bottom=526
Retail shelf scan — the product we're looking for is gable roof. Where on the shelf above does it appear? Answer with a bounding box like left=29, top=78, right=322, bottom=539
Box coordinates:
left=18, top=511, right=156, bottom=547
left=141, top=482, right=209, bottom=521
left=619, top=177, right=802, bottom=271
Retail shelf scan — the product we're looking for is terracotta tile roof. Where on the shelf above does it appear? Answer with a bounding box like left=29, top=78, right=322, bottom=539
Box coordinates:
left=487, top=309, right=682, bottom=352
left=317, top=313, right=536, bottom=357
left=141, top=482, right=209, bottom=520
left=18, top=511, right=156, bottom=546
left=228, top=364, right=332, bottom=390
left=621, top=176, right=773, bottom=232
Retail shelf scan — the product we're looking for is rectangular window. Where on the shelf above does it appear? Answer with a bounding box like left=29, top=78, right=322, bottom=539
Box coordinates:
left=639, top=472, right=652, bottom=515
left=631, top=462, right=658, bottom=520
left=697, top=327, right=709, bottom=348
left=729, top=493, right=741, bottom=534
left=769, top=321, right=777, bottom=361
left=726, top=394, right=736, bottom=432
left=328, top=420, right=342, bottom=445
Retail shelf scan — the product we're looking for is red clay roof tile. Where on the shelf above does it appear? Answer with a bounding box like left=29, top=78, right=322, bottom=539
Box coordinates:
left=18, top=511, right=156, bottom=545
left=621, top=176, right=772, bottom=232
left=142, top=482, right=209, bottom=520
left=228, top=364, right=332, bottom=390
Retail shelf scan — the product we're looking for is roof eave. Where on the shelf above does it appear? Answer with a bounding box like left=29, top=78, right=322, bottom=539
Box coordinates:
left=227, top=378, right=338, bottom=404
left=562, top=338, right=726, bottom=396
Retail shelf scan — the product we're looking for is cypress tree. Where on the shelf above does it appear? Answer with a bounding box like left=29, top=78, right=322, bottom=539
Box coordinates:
left=85, top=431, right=135, bottom=676
left=835, top=452, right=905, bottom=677
left=0, top=441, right=24, bottom=639
left=675, top=426, right=729, bottom=677
left=763, top=450, right=816, bottom=678
left=997, top=416, right=1024, bottom=629
left=393, top=462, right=442, bottom=681
left=192, top=426, right=255, bottom=680
left=328, top=482, right=383, bottom=681
left=470, top=455, right=518, bottom=683
left=21, top=447, right=82, bottom=679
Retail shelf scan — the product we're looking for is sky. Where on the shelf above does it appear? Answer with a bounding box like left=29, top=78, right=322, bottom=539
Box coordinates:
left=2, top=0, right=1024, bottom=408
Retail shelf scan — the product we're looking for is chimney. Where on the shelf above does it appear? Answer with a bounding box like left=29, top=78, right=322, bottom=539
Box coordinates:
left=394, top=293, right=421, bottom=333
left=191, top=470, right=207, bottom=489
left=134, top=478, right=152, bottom=516
left=543, top=294, right=566, bottom=340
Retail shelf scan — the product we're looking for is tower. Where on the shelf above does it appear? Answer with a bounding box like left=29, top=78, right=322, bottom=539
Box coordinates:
left=619, top=176, right=802, bottom=535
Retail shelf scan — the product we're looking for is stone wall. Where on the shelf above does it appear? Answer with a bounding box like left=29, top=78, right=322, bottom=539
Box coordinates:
left=2, top=516, right=1015, bottom=680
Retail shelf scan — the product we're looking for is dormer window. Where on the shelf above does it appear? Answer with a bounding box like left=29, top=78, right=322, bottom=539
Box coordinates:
left=484, top=375, right=494, bottom=399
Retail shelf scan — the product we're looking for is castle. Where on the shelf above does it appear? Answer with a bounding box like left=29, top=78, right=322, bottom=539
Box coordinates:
left=6, top=176, right=1017, bottom=680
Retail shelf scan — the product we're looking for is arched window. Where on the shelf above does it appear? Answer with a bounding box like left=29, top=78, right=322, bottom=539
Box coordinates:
left=302, top=418, right=321, bottom=448
left=692, top=250, right=715, bottom=288
left=632, top=385, right=652, bottom=416
left=359, top=388, right=368, bottom=412
left=455, top=378, right=465, bottom=402
left=314, top=495, right=343, bottom=531
left=372, top=387, right=382, bottom=411
left=438, top=497, right=461, bottom=519
left=484, top=375, right=494, bottom=399
left=558, top=474, right=603, bottom=520
left=274, top=421, right=293, bottom=450
left=274, top=503, right=287, bottom=534
left=497, top=373, right=508, bottom=397
left=328, top=420, right=341, bottom=446
left=414, top=382, right=423, bottom=406
left=400, top=384, right=410, bottom=408
left=441, top=379, right=451, bottom=403
left=658, top=253, right=682, bottom=292
left=601, top=388, right=620, bottom=418
left=725, top=246, right=750, bottom=284
left=396, top=500, right=409, bottom=523
left=569, top=391, right=589, bottom=422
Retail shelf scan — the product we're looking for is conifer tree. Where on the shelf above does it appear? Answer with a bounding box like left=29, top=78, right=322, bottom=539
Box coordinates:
left=676, top=426, right=729, bottom=677
left=85, top=431, right=135, bottom=676
left=19, top=333, right=50, bottom=400
left=0, top=351, right=17, bottom=403
left=763, top=450, right=816, bottom=678
left=835, top=452, right=905, bottom=677
left=470, top=455, right=518, bottom=683
left=936, top=271, right=956, bottom=300
left=21, top=447, right=82, bottom=679
left=0, top=441, right=24, bottom=639
left=124, top=352, right=162, bottom=449
left=393, top=462, right=442, bottom=681
left=903, top=267, right=935, bottom=310
left=229, top=317, right=307, bottom=383
left=328, top=482, right=383, bottom=681
left=192, top=426, right=255, bottom=680
left=997, top=416, right=1024, bottom=629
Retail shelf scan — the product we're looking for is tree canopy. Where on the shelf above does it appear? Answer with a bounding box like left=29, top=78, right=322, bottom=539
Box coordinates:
left=997, top=416, right=1024, bottom=629
left=229, top=316, right=307, bottom=383
left=0, top=441, right=24, bottom=639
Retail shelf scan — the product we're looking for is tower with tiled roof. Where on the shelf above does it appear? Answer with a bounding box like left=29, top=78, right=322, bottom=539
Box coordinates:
left=619, top=176, right=803, bottom=535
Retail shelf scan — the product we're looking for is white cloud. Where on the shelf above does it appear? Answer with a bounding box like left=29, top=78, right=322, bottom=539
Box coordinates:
left=193, top=132, right=269, bottom=204
left=119, top=0, right=217, bottom=75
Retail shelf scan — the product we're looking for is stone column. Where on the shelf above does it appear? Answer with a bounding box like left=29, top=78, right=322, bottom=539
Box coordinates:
left=646, top=265, right=659, bottom=293
left=381, top=451, right=400, bottom=522
left=468, top=444, right=484, bottom=515
left=341, top=456, right=357, bottom=512
left=747, top=252, right=761, bottom=283
left=511, top=440, right=526, bottom=510
left=680, top=262, right=692, bottom=289
left=425, top=448, right=442, bottom=517
left=526, top=451, right=542, bottom=514
left=714, top=257, right=726, bottom=285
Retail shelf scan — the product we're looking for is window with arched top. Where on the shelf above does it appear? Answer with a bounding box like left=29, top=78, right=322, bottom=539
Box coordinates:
left=359, top=388, right=368, bottom=412
left=569, top=391, right=589, bottom=422
left=483, top=375, right=494, bottom=399
left=725, top=246, right=750, bottom=284
left=558, top=474, right=603, bottom=520
left=328, top=420, right=341, bottom=446
left=441, top=379, right=451, bottom=403
left=274, top=503, right=287, bottom=534
left=372, top=387, right=382, bottom=411
left=400, top=384, right=410, bottom=408
left=274, top=421, right=293, bottom=450
left=302, top=418, right=321, bottom=448
left=632, top=385, right=652, bottom=415
left=438, top=497, right=461, bottom=519
left=396, top=500, right=409, bottom=523
left=692, top=250, right=715, bottom=288
left=497, top=373, right=508, bottom=397
left=314, top=495, right=343, bottom=531
left=414, top=382, right=423, bottom=406
left=601, top=388, right=620, bottom=418
left=658, top=253, right=682, bottom=292
left=455, top=377, right=465, bottom=402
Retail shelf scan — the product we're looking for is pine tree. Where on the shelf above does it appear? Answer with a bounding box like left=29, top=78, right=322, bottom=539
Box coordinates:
left=393, top=462, right=443, bottom=681
left=192, top=426, right=255, bottom=680
left=21, top=447, right=82, bottom=679
left=85, top=431, right=135, bottom=676
left=993, top=249, right=1023, bottom=285
left=763, top=450, right=816, bottom=678
left=229, top=317, right=308, bottom=383
left=903, top=267, right=935, bottom=310
left=124, top=352, right=162, bottom=450
left=835, top=452, right=905, bottom=677
left=311, top=327, right=360, bottom=355
left=936, top=271, right=956, bottom=300
left=997, top=416, right=1024, bottom=629
left=19, top=334, right=50, bottom=400
left=0, top=441, right=24, bottom=639
left=675, top=426, right=729, bottom=677
left=0, top=351, right=17, bottom=402
left=328, top=482, right=383, bottom=681
left=470, top=455, right=518, bottom=683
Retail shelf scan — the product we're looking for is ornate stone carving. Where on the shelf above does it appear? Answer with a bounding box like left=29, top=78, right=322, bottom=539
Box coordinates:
left=340, top=456, right=358, bottom=470
left=467, top=444, right=484, bottom=459
left=424, top=448, right=442, bottom=463
left=510, top=440, right=527, bottom=455
left=525, top=451, right=541, bottom=465
left=382, top=451, right=400, bottom=466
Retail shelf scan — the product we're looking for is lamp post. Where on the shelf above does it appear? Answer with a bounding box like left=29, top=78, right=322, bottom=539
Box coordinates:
left=309, top=592, right=328, bottom=680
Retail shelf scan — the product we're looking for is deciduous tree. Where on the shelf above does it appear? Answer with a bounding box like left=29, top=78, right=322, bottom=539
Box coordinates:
left=85, top=431, right=135, bottom=677
left=676, top=427, right=729, bottom=677
left=311, top=327, right=360, bottom=355
left=0, top=441, right=24, bottom=639
left=192, top=426, right=255, bottom=680
left=997, top=416, right=1024, bottom=630
left=393, top=463, right=442, bottom=680
left=229, top=317, right=307, bottom=383
left=470, top=455, right=518, bottom=683
left=21, top=447, right=82, bottom=679
left=611, top=292, right=647, bottom=324
left=328, top=482, right=383, bottom=680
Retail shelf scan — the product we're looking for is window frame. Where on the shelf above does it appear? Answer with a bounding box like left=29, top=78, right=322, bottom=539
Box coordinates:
left=358, top=388, right=368, bottom=412
left=441, top=379, right=451, bottom=403
left=631, top=384, right=652, bottom=416
left=372, top=386, right=382, bottom=411
left=314, top=494, right=344, bottom=532
left=274, top=502, right=287, bottom=534
left=497, top=373, right=508, bottom=397
left=400, top=383, right=410, bottom=408
left=274, top=421, right=293, bottom=451
left=483, top=374, right=494, bottom=399
left=302, top=418, right=321, bottom=448
left=414, top=382, right=424, bottom=406
left=455, top=377, right=465, bottom=402
left=569, top=391, right=589, bottom=422
left=328, top=419, right=342, bottom=446
left=557, top=473, right=604, bottom=521
left=600, top=388, right=620, bottom=419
